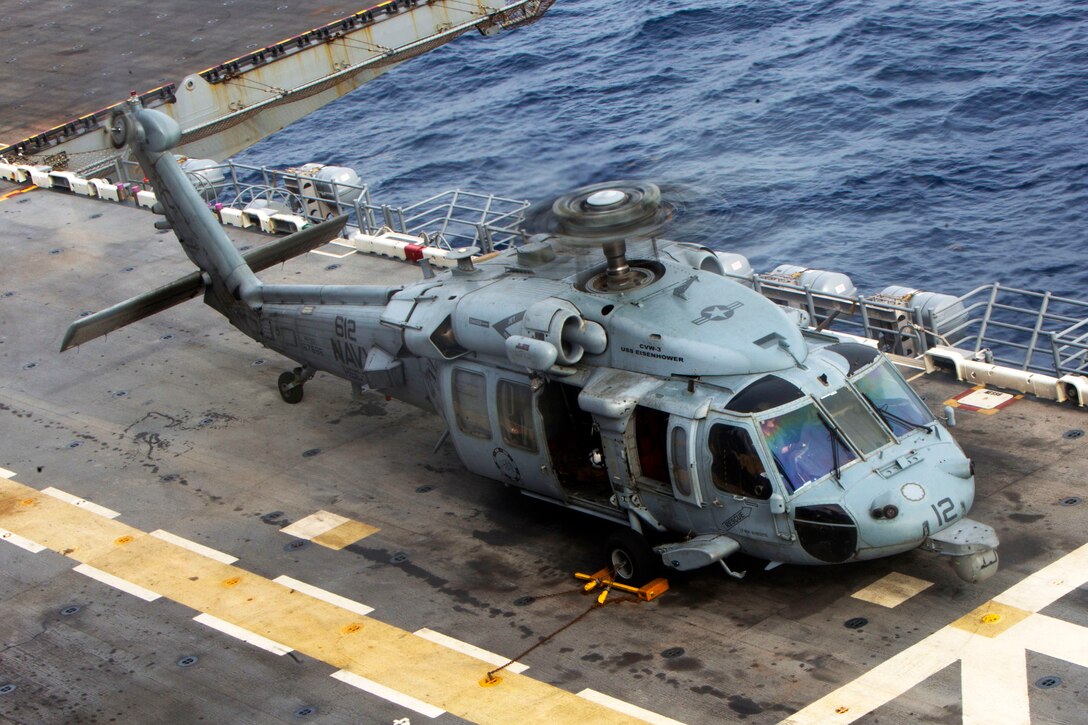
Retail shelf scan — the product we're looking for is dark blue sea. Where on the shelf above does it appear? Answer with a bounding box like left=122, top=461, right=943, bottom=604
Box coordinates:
left=238, top=0, right=1088, bottom=298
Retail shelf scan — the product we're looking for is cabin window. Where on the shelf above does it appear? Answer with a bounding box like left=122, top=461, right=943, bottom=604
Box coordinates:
left=670, top=426, right=692, bottom=497
left=634, top=406, right=669, bottom=484
left=497, top=380, right=538, bottom=452
left=452, top=369, right=490, bottom=439
left=708, top=424, right=771, bottom=500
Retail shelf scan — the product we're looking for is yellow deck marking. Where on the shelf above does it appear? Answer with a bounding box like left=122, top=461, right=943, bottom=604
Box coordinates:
left=281, top=510, right=379, bottom=550
left=850, top=572, right=933, bottom=608
left=0, top=185, right=37, bottom=201
left=311, top=519, right=380, bottom=549
left=950, top=600, right=1031, bottom=638
left=0, top=477, right=645, bottom=724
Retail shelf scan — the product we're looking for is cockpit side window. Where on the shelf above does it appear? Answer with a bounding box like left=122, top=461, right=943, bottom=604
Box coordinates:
left=497, top=380, right=538, bottom=452
left=708, top=423, right=771, bottom=500
left=853, top=360, right=934, bottom=436
left=452, top=369, right=490, bottom=439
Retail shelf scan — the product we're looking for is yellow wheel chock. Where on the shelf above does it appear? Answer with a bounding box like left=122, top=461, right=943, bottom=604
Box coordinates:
left=574, top=568, right=669, bottom=602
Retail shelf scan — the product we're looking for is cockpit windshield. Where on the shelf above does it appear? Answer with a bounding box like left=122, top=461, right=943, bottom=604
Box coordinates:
left=759, top=404, right=857, bottom=494
left=853, top=360, right=934, bottom=436
left=819, top=386, right=892, bottom=454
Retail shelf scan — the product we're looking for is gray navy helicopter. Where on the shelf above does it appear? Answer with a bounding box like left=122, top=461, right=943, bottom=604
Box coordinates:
left=63, top=103, right=1000, bottom=585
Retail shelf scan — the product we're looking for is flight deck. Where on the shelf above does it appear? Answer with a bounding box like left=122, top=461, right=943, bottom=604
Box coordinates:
left=0, top=1, right=369, bottom=146
left=1, top=184, right=1086, bottom=724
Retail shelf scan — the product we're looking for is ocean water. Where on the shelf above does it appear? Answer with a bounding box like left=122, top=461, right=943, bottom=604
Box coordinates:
left=237, top=0, right=1088, bottom=298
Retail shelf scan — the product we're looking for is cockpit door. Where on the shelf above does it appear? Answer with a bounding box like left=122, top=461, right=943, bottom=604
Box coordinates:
left=702, top=420, right=791, bottom=543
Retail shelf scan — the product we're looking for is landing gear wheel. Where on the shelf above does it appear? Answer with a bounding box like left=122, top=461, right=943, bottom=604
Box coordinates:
left=108, top=110, right=130, bottom=149
left=605, top=528, right=658, bottom=586
left=278, top=371, right=304, bottom=404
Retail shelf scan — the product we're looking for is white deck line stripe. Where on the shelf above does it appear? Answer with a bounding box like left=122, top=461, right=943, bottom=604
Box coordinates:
left=279, top=510, right=349, bottom=540
left=309, top=248, right=357, bottom=259
left=1010, top=614, right=1088, bottom=669
left=0, top=467, right=16, bottom=479
left=74, top=563, right=161, bottom=602
left=783, top=542, right=1088, bottom=724
left=412, top=628, right=529, bottom=673
left=331, top=669, right=445, bottom=718
left=150, top=529, right=238, bottom=564
left=960, top=638, right=1029, bottom=725
left=41, top=487, right=120, bottom=519
left=193, top=613, right=292, bottom=656
left=577, top=688, right=687, bottom=725
left=272, top=575, right=374, bottom=616
left=0, top=526, right=45, bottom=553
left=994, top=541, right=1088, bottom=612
left=781, top=627, right=967, bottom=724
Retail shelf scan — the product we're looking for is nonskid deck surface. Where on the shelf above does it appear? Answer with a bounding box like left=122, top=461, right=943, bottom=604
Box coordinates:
left=1, top=187, right=1086, bottom=724
left=0, top=1, right=372, bottom=146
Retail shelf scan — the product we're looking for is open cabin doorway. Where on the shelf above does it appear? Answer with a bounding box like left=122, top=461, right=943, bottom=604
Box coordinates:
left=537, top=380, right=610, bottom=504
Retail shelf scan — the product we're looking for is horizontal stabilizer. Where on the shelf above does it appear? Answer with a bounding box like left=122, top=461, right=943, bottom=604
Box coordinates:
left=244, top=214, right=348, bottom=273
left=61, top=214, right=350, bottom=351
left=60, top=272, right=204, bottom=351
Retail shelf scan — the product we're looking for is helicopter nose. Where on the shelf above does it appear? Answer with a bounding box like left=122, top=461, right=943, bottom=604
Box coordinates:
left=937, top=458, right=973, bottom=479
left=870, top=503, right=900, bottom=520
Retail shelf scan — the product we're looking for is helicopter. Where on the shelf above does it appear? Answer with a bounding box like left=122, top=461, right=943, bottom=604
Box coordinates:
left=63, top=102, right=999, bottom=586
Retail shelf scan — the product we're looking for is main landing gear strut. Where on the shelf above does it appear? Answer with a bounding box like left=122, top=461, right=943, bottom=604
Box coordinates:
left=278, top=365, right=314, bottom=404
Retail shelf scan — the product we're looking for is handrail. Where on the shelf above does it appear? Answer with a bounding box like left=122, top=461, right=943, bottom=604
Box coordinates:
left=107, top=156, right=1088, bottom=376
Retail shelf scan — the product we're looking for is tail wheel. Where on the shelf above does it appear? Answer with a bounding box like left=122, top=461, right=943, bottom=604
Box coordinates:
left=605, top=528, right=658, bottom=585
left=108, top=111, right=131, bottom=149
left=278, top=371, right=304, bottom=404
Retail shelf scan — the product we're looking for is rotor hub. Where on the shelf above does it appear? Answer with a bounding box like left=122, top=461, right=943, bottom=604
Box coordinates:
left=552, top=181, right=666, bottom=239
left=551, top=181, right=668, bottom=292
left=585, top=188, right=628, bottom=208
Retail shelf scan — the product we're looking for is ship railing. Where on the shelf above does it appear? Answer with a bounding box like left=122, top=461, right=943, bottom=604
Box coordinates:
left=111, top=158, right=1088, bottom=377
left=743, top=274, right=1088, bottom=378
left=746, top=275, right=947, bottom=359
left=115, top=157, right=530, bottom=252
left=396, top=189, right=528, bottom=252
left=936, top=283, right=1088, bottom=377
